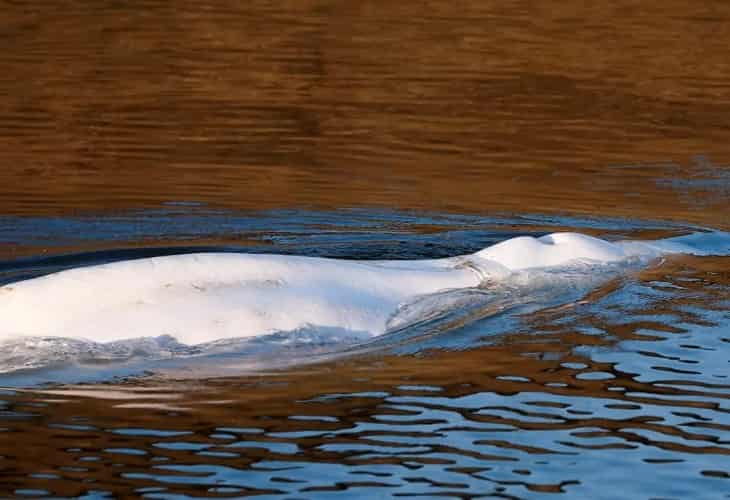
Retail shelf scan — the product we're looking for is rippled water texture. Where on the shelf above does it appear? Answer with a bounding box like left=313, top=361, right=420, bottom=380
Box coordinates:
left=1, top=212, right=729, bottom=498
left=2, top=1, right=730, bottom=498
left=1, top=1, right=730, bottom=225
left=0, top=250, right=729, bottom=498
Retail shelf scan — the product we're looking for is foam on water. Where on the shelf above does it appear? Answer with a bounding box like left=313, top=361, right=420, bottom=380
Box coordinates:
left=0, top=230, right=729, bottom=377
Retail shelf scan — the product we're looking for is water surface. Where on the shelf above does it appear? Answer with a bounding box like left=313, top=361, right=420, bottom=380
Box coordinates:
left=1, top=1, right=730, bottom=498
left=1, top=211, right=729, bottom=499
left=2, top=1, right=730, bottom=226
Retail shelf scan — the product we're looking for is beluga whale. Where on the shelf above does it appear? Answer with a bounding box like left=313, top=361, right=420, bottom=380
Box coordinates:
left=0, top=230, right=728, bottom=346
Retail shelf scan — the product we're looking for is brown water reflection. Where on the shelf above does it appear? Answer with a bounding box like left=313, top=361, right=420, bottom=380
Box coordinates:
left=2, top=1, right=730, bottom=226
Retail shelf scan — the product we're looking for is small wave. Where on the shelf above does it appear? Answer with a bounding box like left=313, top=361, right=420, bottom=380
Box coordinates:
left=0, top=335, right=196, bottom=373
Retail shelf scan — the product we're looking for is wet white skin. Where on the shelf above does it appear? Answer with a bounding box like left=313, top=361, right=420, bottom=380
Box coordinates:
left=0, top=231, right=728, bottom=345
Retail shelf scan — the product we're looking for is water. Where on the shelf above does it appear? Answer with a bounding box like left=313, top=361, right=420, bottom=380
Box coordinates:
left=1, top=212, right=729, bottom=498
left=2, top=1, right=730, bottom=224
left=1, top=1, right=730, bottom=498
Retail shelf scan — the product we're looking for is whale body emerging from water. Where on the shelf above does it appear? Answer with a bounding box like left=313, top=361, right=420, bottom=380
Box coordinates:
left=0, top=231, right=728, bottom=345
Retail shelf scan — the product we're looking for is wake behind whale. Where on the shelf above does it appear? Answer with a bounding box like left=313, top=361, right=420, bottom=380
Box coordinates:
left=0, top=230, right=729, bottom=378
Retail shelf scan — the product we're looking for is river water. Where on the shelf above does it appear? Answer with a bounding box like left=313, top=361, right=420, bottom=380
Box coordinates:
left=1, top=1, right=729, bottom=498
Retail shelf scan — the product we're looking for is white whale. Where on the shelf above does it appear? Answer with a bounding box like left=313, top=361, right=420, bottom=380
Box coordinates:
left=0, top=231, right=727, bottom=345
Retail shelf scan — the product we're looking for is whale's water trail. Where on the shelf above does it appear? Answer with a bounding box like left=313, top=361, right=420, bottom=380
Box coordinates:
left=0, top=230, right=729, bottom=378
